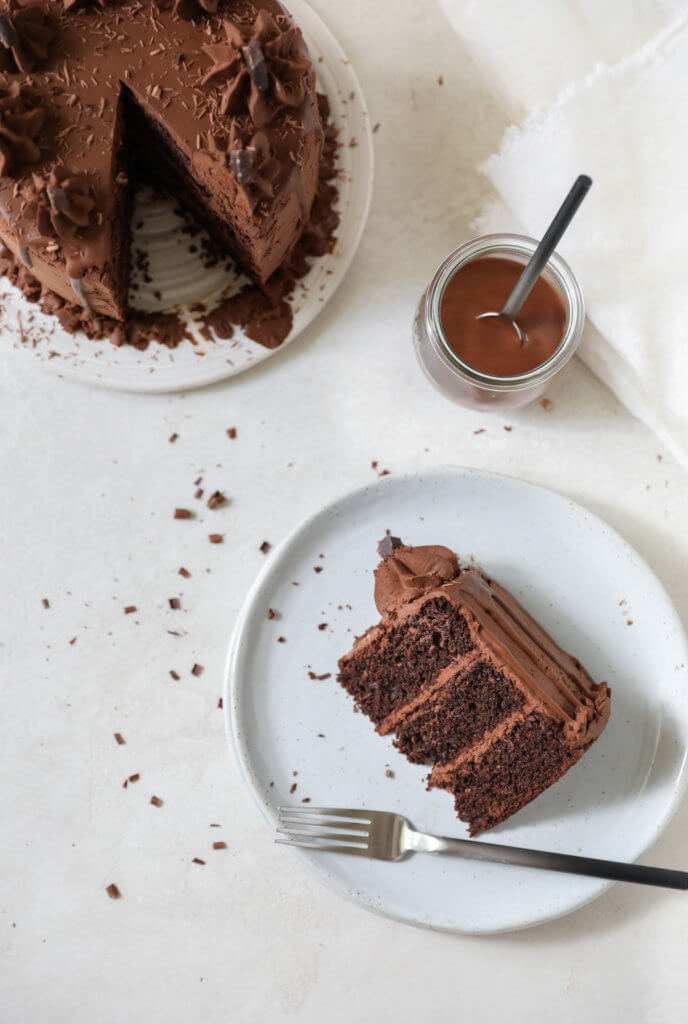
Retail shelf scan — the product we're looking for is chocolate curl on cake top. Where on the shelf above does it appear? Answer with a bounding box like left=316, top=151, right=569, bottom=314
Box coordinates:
left=374, top=537, right=460, bottom=615
left=201, top=10, right=310, bottom=127
left=226, top=126, right=280, bottom=211
left=0, top=82, right=45, bottom=178
left=24, top=166, right=96, bottom=245
left=0, top=3, right=53, bottom=74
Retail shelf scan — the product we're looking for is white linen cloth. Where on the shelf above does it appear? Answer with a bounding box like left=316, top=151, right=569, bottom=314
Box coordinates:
left=441, top=0, right=688, bottom=468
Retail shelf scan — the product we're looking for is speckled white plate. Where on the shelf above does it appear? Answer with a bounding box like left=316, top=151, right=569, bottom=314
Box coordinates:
left=225, top=467, right=688, bottom=934
left=3, top=0, right=373, bottom=392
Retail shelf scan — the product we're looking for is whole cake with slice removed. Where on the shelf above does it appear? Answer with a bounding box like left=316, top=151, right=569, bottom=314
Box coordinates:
left=0, top=0, right=323, bottom=320
left=337, top=536, right=611, bottom=835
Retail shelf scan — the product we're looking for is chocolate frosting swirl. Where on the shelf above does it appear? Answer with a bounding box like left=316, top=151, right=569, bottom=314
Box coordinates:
left=374, top=539, right=460, bottom=615
left=0, top=82, right=45, bottom=178
left=226, top=126, right=280, bottom=211
left=0, top=4, right=53, bottom=74
left=24, top=165, right=96, bottom=244
left=201, top=10, right=309, bottom=128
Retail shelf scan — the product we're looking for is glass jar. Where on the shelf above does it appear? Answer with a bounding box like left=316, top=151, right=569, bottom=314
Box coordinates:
left=413, top=233, right=585, bottom=410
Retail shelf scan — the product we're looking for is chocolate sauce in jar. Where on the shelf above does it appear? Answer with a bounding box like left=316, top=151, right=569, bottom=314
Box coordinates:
left=439, top=256, right=566, bottom=377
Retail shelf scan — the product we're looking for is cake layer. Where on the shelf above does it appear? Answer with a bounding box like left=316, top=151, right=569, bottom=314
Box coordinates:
left=431, top=710, right=579, bottom=836
left=337, top=596, right=475, bottom=730
left=394, top=656, right=527, bottom=766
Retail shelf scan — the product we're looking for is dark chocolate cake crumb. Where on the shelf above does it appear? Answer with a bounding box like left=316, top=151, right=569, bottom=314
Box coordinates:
left=191, top=663, right=204, bottom=676
left=114, top=733, right=126, bottom=746
left=106, top=884, right=121, bottom=900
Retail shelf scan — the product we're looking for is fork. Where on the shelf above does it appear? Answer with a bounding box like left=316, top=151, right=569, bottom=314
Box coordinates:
left=276, top=806, right=688, bottom=890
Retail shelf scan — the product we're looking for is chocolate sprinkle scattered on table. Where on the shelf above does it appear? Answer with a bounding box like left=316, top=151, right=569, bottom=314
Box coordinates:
left=207, top=490, right=227, bottom=510
left=192, top=858, right=205, bottom=865
left=208, top=533, right=224, bottom=544
left=317, top=622, right=327, bottom=631
left=114, top=733, right=125, bottom=746
left=170, top=670, right=180, bottom=680
left=227, top=428, right=237, bottom=439
left=169, top=433, right=178, bottom=443
left=260, top=541, right=271, bottom=554
left=106, top=884, right=121, bottom=900
left=191, top=663, right=204, bottom=676
left=124, top=605, right=137, bottom=614
left=174, top=508, right=192, bottom=520
left=150, top=795, right=163, bottom=807
left=290, top=782, right=297, bottom=794
left=42, top=598, right=50, bottom=609
left=168, top=597, right=181, bottom=610
left=213, top=841, right=227, bottom=850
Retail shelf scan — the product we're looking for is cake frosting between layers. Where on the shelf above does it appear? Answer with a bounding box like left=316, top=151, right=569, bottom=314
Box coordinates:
left=0, top=0, right=323, bottom=319
left=337, top=538, right=611, bottom=835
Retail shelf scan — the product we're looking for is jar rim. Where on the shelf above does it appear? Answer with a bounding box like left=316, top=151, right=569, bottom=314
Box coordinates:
left=426, top=233, right=585, bottom=389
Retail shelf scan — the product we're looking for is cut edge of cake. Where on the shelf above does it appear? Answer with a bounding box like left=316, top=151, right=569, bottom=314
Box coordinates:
left=336, top=536, right=611, bottom=836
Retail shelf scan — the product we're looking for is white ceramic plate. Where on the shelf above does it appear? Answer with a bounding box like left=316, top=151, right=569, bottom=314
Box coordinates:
left=225, top=467, right=688, bottom=934
left=3, top=0, right=373, bottom=392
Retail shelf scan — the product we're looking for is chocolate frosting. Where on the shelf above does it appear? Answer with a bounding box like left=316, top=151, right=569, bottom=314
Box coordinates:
left=372, top=538, right=611, bottom=747
left=0, top=5, right=53, bottom=74
left=0, top=82, right=45, bottom=177
left=374, top=541, right=460, bottom=615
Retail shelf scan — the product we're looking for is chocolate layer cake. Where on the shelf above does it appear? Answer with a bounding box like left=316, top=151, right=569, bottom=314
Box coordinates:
left=0, top=0, right=322, bottom=319
left=338, top=537, right=611, bottom=835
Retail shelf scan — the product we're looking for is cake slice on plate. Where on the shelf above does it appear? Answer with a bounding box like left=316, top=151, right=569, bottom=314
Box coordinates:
left=337, top=536, right=611, bottom=835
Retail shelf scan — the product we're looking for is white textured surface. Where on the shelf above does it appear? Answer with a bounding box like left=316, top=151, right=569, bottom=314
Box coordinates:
left=3, top=1, right=688, bottom=1020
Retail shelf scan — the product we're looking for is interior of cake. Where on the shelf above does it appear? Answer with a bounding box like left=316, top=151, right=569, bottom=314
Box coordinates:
left=394, top=659, right=527, bottom=765
left=338, top=597, right=475, bottom=729
left=434, top=711, right=578, bottom=835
